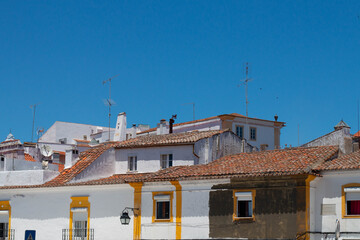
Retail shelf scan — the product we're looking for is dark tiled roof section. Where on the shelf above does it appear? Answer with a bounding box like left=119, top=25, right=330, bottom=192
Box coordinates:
left=114, top=130, right=229, bottom=149
left=44, top=143, right=116, bottom=186
left=315, top=150, right=360, bottom=171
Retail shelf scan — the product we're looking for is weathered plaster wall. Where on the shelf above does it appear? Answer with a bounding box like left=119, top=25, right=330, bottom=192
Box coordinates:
left=302, top=128, right=351, bottom=154
left=209, top=176, right=307, bottom=239
left=194, top=131, right=243, bottom=164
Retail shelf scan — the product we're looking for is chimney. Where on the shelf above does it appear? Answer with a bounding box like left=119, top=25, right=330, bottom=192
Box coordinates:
left=274, top=114, right=278, bottom=122
left=169, top=114, right=177, bottom=134
left=114, top=112, right=127, bottom=141
left=131, top=124, right=137, bottom=139
left=353, top=142, right=359, bottom=152
left=157, top=119, right=169, bottom=135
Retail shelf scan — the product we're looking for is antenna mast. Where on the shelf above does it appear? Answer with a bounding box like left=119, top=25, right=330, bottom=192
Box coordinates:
left=103, top=74, right=119, bottom=142
left=30, top=103, right=39, bottom=142
left=238, top=63, right=253, bottom=122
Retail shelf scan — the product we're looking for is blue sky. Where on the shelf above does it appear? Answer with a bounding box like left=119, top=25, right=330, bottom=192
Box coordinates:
left=1, top=0, right=359, bottom=146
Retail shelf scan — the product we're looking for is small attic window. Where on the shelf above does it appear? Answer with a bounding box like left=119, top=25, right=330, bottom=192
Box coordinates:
left=83, top=135, right=87, bottom=140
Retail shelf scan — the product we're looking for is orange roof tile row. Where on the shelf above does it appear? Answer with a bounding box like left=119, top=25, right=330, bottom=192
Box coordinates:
left=24, top=153, right=36, bottom=162
left=315, top=150, right=360, bottom=171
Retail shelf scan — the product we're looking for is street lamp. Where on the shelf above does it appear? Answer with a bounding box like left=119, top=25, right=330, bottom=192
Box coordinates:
left=120, top=207, right=139, bottom=225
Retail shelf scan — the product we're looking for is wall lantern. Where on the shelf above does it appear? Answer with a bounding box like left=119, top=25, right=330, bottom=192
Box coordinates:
left=120, top=207, right=139, bottom=225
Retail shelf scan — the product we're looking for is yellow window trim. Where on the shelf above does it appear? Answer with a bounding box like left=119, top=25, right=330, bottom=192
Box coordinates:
left=69, top=196, right=90, bottom=240
left=233, top=189, right=256, bottom=221
left=342, top=183, right=360, bottom=219
left=0, top=201, right=11, bottom=238
left=152, top=191, right=173, bottom=223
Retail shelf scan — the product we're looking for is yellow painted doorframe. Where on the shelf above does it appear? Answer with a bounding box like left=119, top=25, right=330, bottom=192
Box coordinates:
left=305, top=175, right=316, bottom=240
left=170, top=181, right=182, bottom=240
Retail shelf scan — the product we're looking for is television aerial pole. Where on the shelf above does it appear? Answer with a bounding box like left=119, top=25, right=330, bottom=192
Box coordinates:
left=30, top=103, right=40, bottom=142
left=238, top=62, right=253, bottom=124
left=103, top=74, right=119, bottom=142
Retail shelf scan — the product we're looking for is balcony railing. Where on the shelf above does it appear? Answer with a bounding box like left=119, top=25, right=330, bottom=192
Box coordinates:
left=0, top=229, right=15, bottom=240
left=62, top=229, right=94, bottom=240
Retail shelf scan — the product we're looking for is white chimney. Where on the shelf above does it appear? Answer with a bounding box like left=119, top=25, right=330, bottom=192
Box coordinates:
left=157, top=119, right=169, bottom=135
left=114, top=112, right=127, bottom=141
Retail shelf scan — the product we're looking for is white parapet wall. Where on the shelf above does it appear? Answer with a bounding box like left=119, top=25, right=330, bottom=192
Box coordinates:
left=0, top=170, right=59, bottom=186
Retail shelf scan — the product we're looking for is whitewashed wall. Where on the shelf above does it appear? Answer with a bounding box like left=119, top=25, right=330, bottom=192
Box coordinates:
left=1, top=185, right=134, bottom=240
left=231, top=118, right=275, bottom=150
left=115, top=145, right=195, bottom=174
left=311, top=170, right=360, bottom=240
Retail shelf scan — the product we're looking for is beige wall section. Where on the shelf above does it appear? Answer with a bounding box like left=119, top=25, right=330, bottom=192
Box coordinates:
left=274, top=127, right=280, bottom=149
left=220, top=115, right=235, bottom=130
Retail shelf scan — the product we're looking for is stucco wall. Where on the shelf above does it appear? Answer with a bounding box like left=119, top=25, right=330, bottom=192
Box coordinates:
left=0, top=170, right=59, bottom=186
left=311, top=171, right=360, bottom=239
left=114, top=145, right=195, bottom=174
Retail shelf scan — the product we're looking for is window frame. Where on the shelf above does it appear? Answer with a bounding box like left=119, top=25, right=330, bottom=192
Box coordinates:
left=152, top=191, right=173, bottom=223
left=342, top=183, right=360, bottom=218
left=128, top=155, right=138, bottom=172
left=233, top=189, right=256, bottom=221
left=235, top=125, right=244, bottom=139
left=160, top=154, right=173, bottom=169
left=249, top=127, right=257, bottom=141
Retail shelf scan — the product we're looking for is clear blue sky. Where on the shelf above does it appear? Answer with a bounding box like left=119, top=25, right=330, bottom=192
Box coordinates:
left=1, top=0, right=359, bottom=146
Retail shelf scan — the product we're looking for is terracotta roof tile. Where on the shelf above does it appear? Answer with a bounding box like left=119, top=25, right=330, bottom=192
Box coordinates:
left=44, top=130, right=229, bottom=186
left=0, top=146, right=339, bottom=190
left=315, top=150, right=360, bottom=171
left=24, top=153, right=36, bottom=162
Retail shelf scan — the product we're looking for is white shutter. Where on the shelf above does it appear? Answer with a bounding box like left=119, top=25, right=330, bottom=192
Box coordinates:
left=154, top=195, right=170, bottom=201
left=235, top=192, right=252, bottom=201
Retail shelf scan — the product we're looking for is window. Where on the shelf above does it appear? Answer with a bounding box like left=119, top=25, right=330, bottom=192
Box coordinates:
left=235, top=125, right=244, bottom=138
left=342, top=184, right=360, bottom=218
left=128, top=156, right=137, bottom=172
left=74, top=221, right=87, bottom=239
left=233, top=190, right=255, bottom=220
left=160, top=154, right=173, bottom=169
left=250, top=127, right=257, bottom=141
left=152, top=192, right=173, bottom=222
left=0, top=223, right=8, bottom=239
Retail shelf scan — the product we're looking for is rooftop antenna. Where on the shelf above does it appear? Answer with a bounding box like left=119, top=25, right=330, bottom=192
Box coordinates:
left=30, top=103, right=39, bottom=143
left=238, top=62, right=252, bottom=124
left=182, top=102, right=195, bottom=121
left=103, top=74, right=119, bottom=142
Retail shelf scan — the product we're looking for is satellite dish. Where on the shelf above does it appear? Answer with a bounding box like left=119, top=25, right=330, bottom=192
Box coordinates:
left=40, top=145, right=53, bottom=157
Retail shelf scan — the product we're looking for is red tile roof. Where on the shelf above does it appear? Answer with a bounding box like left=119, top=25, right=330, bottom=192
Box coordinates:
left=315, top=150, right=360, bottom=171
left=24, top=153, right=36, bottom=162
left=44, top=130, right=229, bottom=186
left=354, top=130, right=360, bottom=138
left=0, top=145, right=339, bottom=190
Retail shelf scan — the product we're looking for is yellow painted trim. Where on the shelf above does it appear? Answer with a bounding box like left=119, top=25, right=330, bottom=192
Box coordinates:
left=69, top=196, right=90, bottom=240
left=233, top=189, right=256, bottom=221
left=129, top=182, right=143, bottom=240
left=152, top=191, right=174, bottom=223
left=170, top=181, right=182, bottom=240
left=0, top=201, right=11, bottom=238
left=305, top=175, right=316, bottom=240
left=342, top=183, right=360, bottom=218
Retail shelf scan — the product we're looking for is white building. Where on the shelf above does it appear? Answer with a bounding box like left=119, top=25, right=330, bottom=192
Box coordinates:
left=137, top=113, right=285, bottom=150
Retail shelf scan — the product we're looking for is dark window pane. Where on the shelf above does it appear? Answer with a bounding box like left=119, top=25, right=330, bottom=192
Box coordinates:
left=169, top=154, right=173, bottom=167
left=237, top=200, right=251, bottom=217
left=156, top=201, right=170, bottom=219
left=347, top=200, right=360, bottom=215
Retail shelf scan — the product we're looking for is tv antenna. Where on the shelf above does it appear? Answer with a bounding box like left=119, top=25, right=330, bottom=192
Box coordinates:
left=30, top=103, right=40, bottom=143
left=238, top=62, right=252, bottom=123
left=182, top=102, right=195, bottom=121
left=103, top=74, right=119, bottom=142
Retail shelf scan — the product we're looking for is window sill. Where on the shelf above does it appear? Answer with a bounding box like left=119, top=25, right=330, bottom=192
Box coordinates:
left=127, top=170, right=138, bottom=173
left=233, top=217, right=255, bottom=223
left=343, top=215, right=360, bottom=218
left=153, top=219, right=172, bottom=223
